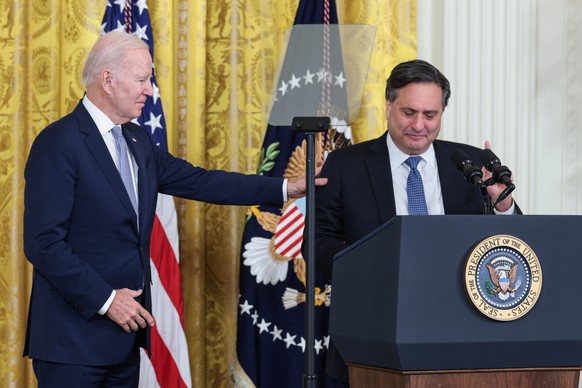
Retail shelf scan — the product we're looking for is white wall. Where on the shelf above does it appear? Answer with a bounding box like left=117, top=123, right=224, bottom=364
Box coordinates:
left=418, top=0, right=582, bottom=215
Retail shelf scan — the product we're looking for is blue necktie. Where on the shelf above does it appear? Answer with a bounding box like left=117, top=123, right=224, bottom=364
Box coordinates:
left=112, top=126, right=138, bottom=213
left=404, top=156, right=428, bottom=215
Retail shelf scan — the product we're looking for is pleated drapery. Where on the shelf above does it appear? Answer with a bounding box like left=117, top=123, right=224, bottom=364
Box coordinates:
left=0, top=0, right=415, bottom=386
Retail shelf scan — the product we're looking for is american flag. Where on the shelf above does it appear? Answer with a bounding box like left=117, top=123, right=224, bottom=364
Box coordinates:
left=101, top=1, right=191, bottom=387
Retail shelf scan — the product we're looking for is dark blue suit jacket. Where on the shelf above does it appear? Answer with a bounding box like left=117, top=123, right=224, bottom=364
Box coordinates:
left=23, top=102, right=284, bottom=365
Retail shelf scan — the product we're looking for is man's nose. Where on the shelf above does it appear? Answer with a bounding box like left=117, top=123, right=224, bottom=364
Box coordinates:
left=144, top=80, right=153, bottom=96
left=410, top=115, right=424, bottom=131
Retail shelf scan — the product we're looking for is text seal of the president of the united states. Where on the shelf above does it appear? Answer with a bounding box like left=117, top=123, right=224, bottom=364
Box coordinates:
left=464, top=234, right=542, bottom=321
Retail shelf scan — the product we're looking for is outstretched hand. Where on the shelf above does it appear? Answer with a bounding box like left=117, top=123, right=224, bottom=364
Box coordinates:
left=286, top=163, right=328, bottom=199
left=106, top=288, right=155, bottom=333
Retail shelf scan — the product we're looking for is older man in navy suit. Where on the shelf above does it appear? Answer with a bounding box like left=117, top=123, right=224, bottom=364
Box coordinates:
left=23, top=31, right=325, bottom=388
left=314, top=59, right=520, bottom=384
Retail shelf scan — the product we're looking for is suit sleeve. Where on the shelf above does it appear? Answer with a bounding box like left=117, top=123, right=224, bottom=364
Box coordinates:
left=23, top=128, right=113, bottom=319
left=149, top=137, right=284, bottom=207
left=312, top=152, right=349, bottom=281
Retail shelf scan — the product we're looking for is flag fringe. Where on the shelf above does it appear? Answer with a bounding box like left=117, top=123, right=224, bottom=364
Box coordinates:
left=230, top=359, right=257, bottom=388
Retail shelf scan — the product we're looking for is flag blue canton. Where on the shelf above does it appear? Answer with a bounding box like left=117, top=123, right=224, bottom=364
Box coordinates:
left=101, top=0, right=168, bottom=152
left=236, top=1, right=347, bottom=387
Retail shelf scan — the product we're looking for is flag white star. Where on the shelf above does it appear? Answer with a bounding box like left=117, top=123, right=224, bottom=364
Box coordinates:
left=251, top=311, right=259, bottom=325
left=303, top=69, right=315, bottom=85
left=114, top=20, right=126, bottom=32
left=152, top=83, right=161, bottom=105
left=323, top=335, right=330, bottom=349
left=283, top=333, right=296, bottom=349
left=135, top=0, right=148, bottom=15
left=113, top=0, right=125, bottom=12
left=100, top=22, right=107, bottom=35
left=239, top=300, right=253, bottom=315
left=334, top=72, right=346, bottom=88
left=278, top=80, right=288, bottom=96
left=315, top=339, right=324, bottom=355
left=144, top=113, right=163, bottom=134
left=289, top=74, right=301, bottom=90
left=257, top=319, right=271, bottom=334
left=297, top=337, right=306, bottom=353
left=133, top=22, right=149, bottom=41
left=270, top=325, right=283, bottom=342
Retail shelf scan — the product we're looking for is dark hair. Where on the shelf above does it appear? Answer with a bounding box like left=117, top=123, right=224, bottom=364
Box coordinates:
left=385, top=59, right=451, bottom=110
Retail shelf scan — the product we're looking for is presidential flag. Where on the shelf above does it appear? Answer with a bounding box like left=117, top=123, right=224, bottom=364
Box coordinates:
left=236, top=0, right=351, bottom=386
left=101, top=1, right=192, bottom=387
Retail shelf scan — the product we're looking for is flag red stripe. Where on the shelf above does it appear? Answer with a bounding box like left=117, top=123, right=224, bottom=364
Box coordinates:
left=276, top=222, right=305, bottom=253
left=284, top=244, right=302, bottom=258
left=150, top=325, right=188, bottom=388
left=275, top=211, right=303, bottom=243
left=278, top=236, right=303, bottom=257
left=150, top=216, right=184, bottom=325
left=279, top=207, right=301, bottom=224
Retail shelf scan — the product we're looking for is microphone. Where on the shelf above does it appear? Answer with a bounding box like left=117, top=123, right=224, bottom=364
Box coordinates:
left=451, top=149, right=484, bottom=187
left=479, top=149, right=512, bottom=186
left=479, top=149, right=515, bottom=204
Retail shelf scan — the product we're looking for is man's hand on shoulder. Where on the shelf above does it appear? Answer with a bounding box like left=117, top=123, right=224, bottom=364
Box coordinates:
left=286, top=164, right=328, bottom=199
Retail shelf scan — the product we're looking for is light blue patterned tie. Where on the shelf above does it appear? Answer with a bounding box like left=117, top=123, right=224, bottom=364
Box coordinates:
left=112, top=126, right=137, bottom=213
left=404, top=156, right=428, bottom=215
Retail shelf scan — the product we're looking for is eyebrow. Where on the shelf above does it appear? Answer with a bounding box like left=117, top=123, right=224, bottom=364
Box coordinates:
left=401, top=107, right=439, bottom=115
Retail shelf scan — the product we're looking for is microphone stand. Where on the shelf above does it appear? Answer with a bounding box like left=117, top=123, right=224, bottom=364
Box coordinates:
left=479, top=183, right=493, bottom=214
left=292, top=116, right=329, bottom=388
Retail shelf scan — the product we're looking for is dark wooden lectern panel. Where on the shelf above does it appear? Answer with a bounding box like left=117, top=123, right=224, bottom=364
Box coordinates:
left=348, top=364, right=581, bottom=388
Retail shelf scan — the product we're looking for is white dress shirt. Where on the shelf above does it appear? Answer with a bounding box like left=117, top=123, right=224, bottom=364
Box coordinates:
left=387, top=133, right=444, bottom=215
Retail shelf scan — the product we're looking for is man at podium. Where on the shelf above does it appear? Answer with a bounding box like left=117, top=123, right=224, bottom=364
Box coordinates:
left=313, top=59, right=521, bottom=384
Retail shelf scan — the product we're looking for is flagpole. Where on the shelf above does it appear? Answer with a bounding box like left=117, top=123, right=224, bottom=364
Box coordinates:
left=292, top=116, right=329, bottom=388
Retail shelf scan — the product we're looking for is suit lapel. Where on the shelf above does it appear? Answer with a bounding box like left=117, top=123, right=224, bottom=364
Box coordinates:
left=75, top=103, right=139, bottom=231
left=123, top=124, right=149, bottom=236
left=365, top=133, right=397, bottom=224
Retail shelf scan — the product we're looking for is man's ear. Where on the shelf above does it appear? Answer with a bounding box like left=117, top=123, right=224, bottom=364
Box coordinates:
left=101, top=70, right=113, bottom=94
left=385, top=100, right=392, bottom=119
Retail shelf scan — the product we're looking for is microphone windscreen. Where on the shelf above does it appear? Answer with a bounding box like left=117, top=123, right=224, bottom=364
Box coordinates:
left=451, top=149, right=471, bottom=169
left=479, top=148, right=499, bottom=166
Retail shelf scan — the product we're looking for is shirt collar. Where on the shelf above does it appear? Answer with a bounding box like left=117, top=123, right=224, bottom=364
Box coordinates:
left=82, top=95, right=116, bottom=136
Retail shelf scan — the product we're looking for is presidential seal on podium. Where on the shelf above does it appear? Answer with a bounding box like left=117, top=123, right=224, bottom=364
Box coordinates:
left=464, top=234, right=542, bottom=321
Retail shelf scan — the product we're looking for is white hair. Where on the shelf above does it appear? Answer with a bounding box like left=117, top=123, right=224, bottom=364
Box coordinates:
left=81, top=31, right=149, bottom=86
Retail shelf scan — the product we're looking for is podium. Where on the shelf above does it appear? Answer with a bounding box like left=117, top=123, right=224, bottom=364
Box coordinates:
left=330, top=215, right=582, bottom=387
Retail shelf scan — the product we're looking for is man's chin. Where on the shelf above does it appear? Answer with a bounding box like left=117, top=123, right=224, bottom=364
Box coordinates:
left=404, top=140, right=430, bottom=154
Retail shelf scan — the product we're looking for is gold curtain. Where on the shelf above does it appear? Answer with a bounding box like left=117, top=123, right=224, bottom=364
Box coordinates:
left=0, top=0, right=415, bottom=386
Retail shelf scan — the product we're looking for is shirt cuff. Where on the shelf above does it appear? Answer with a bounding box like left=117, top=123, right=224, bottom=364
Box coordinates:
left=282, top=178, right=288, bottom=202
left=493, top=200, right=516, bottom=215
left=98, top=290, right=116, bottom=315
